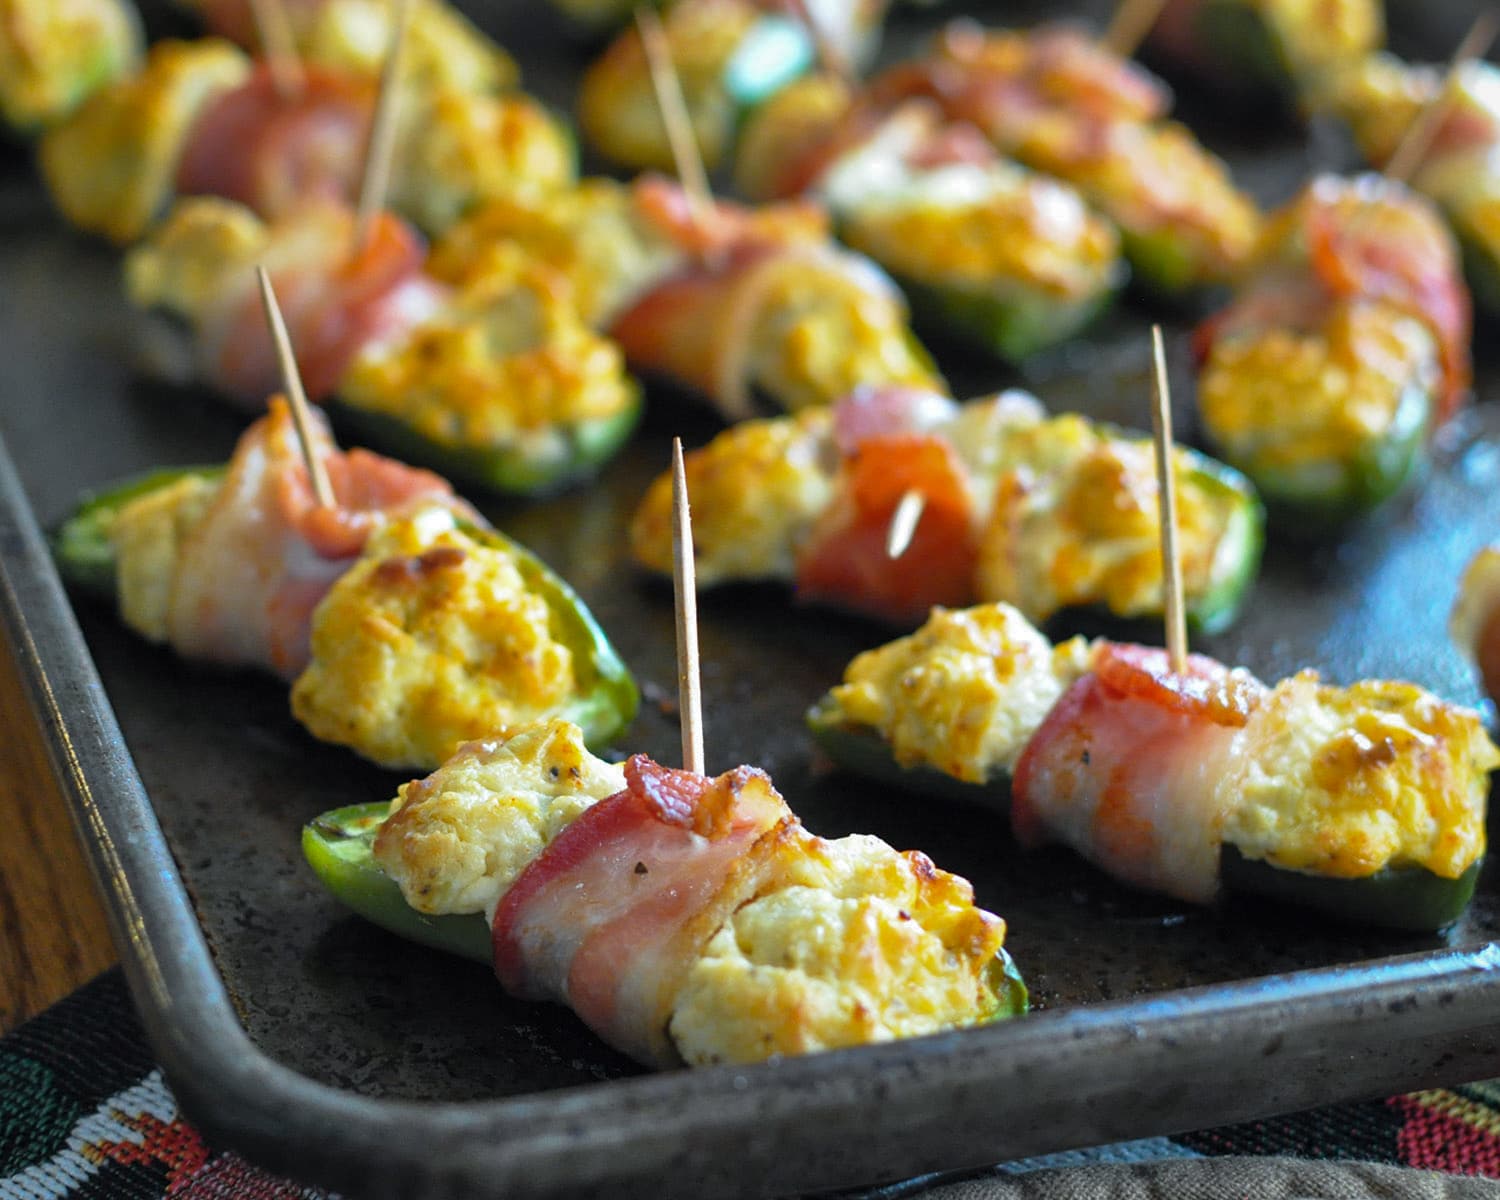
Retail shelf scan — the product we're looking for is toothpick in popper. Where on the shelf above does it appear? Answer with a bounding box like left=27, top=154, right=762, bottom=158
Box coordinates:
left=1101, top=0, right=1170, bottom=60
left=636, top=5, right=717, bottom=251
left=256, top=265, right=336, bottom=508
left=1384, top=10, right=1500, bottom=185
left=671, top=437, right=706, bottom=775
left=248, top=0, right=303, bottom=99
left=354, top=0, right=415, bottom=250
left=1148, top=324, right=1187, bottom=674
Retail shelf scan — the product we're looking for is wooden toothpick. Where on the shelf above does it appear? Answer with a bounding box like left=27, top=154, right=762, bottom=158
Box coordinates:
left=1148, top=325, right=1187, bottom=675
left=784, top=0, right=853, bottom=83
left=1384, top=10, right=1500, bottom=184
left=248, top=0, right=303, bottom=99
left=886, top=487, right=926, bottom=560
left=671, top=437, right=706, bottom=775
left=636, top=6, right=716, bottom=245
left=354, top=0, right=415, bottom=250
left=1101, top=0, right=1169, bottom=59
left=256, top=266, right=336, bottom=508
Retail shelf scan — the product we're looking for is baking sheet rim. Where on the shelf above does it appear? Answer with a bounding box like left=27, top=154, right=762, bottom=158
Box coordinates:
left=5, top=428, right=1500, bottom=1199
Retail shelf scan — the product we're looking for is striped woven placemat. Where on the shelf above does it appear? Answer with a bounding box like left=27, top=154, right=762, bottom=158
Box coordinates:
left=3, top=970, right=1497, bottom=1199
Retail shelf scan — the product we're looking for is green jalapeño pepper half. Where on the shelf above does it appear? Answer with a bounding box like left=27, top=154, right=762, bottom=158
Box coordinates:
left=326, top=259, right=645, bottom=499
left=304, top=802, right=492, bottom=961
left=806, top=694, right=1008, bottom=811
left=1183, top=1, right=1297, bottom=103
left=1221, top=846, right=1482, bottom=932
left=736, top=76, right=1127, bottom=365
left=1196, top=321, right=1435, bottom=532
left=810, top=699, right=1476, bottom=930
left=53, top=465, right=223, bottom=599
left=805, top=608, right=1493, bottom=932
left=808, top=700, right=1485, bottom=932
left=897, top=272, right=1117, bottom=365
left=303, top=800, right=1030, bottom=1019
left=52, top=469, right=640, bottom=754
left=807, top=700, right=1481, bottom=933
left=325, top=387, right=643, bottom=499
left=578, top=2, right=815, bottom=174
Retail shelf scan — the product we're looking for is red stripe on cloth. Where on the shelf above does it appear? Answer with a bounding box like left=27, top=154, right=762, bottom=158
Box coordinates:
left=1389, top=1090, right=1500, bottom=1177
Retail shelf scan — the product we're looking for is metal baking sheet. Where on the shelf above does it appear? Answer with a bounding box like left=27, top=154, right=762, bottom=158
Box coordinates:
left=3, top=1, right=1500, bottom=1196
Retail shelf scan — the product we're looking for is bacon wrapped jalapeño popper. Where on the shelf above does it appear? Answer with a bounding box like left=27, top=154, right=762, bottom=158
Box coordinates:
left=303, top=718, right=1026, bottom=1067
left=0, top=0, right=142, bottom=133
left=38, top=35, right=572, bottom=244
left=732, top=74, right=1125, bottom=362
left=431, top=175, right=943, bottom=420
left=578, top=0, right=816, bottom=173
left=52, top=402, right=639, bottom=771
left=576, top=0, right=910, bottom=173
left=630, top=387, right=1263, bottom=632
left=1193, top=173, right=1471, bottom=525
left=1145, top=0, right=1382, bottom=107
left=808, top=604, right=1498, bottom=930
left=124, top=196, right=640, bottom=495
left=867, top=21, right=1262, bottom=295
left=1453, top=545, right=1500, bottom=709
left=1315, top=53, right=1500, bottom=317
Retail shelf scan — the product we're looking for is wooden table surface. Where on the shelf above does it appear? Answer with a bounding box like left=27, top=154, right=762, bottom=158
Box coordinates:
left=0, top=636, right=117, bottom=1034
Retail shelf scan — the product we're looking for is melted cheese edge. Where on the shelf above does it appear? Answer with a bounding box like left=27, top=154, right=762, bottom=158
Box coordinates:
left=373, top=720, right=624, bottom=917
left=823, top=603, right=1091, bottom=783
left=1222, top=672, right=1497, bottom=879
left=291, top=509, right=580, bottom=771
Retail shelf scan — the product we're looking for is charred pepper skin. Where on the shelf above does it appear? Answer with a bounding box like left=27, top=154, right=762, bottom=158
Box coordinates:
left=52, top=470, right=641, bottom=751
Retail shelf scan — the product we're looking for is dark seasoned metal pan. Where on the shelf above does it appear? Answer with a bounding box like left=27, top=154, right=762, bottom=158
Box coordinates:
left=3, top=0, right=1500, bottom=1195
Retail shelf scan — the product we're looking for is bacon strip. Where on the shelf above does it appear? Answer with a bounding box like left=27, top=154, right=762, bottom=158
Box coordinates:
left=609, top=235, right=898, bottom=421
left=492, top=755, right=792, bottom=1067
left=869, top=22, right=1169, bottom=166
left=1011, top=643, right=1265, bottom=904
left=165, top=398, right=466, bottom=678
left=199, top=201, right=445, bottom=407
left=1304, top=179, right=1471, bottom=423
left=613, top=176, right=903, bottom=420
left=1197, top=176, right=1471, bottom=425
left=631, top=173, right=828, bottom=260
left=176, top=62, right=374, bottom=221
